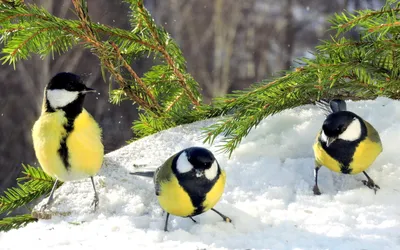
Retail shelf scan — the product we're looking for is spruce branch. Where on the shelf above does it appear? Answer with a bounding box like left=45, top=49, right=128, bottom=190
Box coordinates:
left=368, top=21, right=400, bottom=32
left=203, top=0, right=400, bottom=155
left=330, top=0, right=400, bottom=34
left=133, top=0, right=201, bottom=107
left=0, top=165, right=61, bottom=216
left=0, top=0, right=24, bottom=8
left=109, top=41, right=161, bottom=110
left=0, top=214, right=37, bottom=232
left=0, top=0, right=202, bottom=137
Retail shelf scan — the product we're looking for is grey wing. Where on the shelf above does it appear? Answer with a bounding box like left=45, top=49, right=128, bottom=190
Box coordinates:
left=364, top=120, right=382, bottom=144
left=153, top=153, right=176, bottom=196
left=153, top=166, right=162, bottom=196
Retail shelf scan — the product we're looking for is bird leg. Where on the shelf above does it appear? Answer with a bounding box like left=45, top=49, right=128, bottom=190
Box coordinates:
left=90, top=176, right=99, bottom=211
left=31, top=179, right=59, bottom=220
left=313, top=165, right=322, bottom=195
left=188, top=216, right=197, bottom=223
left=164, top=213, right=170, bottom=232
left=211, top=208, right=232, bottom=223
left=361, top=171, right=380, bottom=194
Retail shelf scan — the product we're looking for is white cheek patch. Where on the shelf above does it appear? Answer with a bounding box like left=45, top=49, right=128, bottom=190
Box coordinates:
left=320, top=130, right=327, bottom=142
left=204, top=162, right=218, bottom=181
left=339, top=118, right=362, bottom=141
left=176, top=152, right=193, bottom=174
left=47, top=89, right=79, bottom=109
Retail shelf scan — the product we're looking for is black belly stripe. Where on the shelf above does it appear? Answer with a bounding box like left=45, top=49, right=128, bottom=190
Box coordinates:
left=45, top=93, right=85, bottom=171
left=319, top=137, right=358, bottom=174
left=171, top=156, right=220, bottom=216
left=58, top=120, right=74, bottom=170
left=178, top=175, right=219, bottom=216
left=318, top=135, right=365, bottom=174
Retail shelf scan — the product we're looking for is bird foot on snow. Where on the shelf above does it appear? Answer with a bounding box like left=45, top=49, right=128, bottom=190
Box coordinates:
left=91, top=194, right=99, bottom=212
left=362, top=179, right=380, bottom=194
left=31, top=204, right=53, bottom=220
left=313, top=185, right=321, bottom=195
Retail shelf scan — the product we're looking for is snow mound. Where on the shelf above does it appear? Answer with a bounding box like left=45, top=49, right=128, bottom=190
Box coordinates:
left=1, top=97, right=400, bottom=250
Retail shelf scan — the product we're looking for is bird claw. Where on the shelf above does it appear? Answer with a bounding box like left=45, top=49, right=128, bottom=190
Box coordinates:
left=224, top=216, right=232, bottom=223
left=313, top=185, right=322, bottom=195
left=362, top=180, right=380, bottom=194
left=31, top=204, right=53, bottom=220
left=188, top=216, right=197, bottom=223
left=91, top=194, right=99, bottom=212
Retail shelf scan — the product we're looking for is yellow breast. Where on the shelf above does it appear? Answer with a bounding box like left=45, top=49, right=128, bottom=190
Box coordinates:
left=157, top=170, right=227, bottom=217
left=32, top=110, right=68, bottom=179
left=313, top=132, right=382, bottom=174
left=66, top=109, right=104, bottom=179
left=32, top=109, right=104, bottom=181
left=202, top=170, right=226, bottom=211
left=349, top=138, right=382, bottom=174
left=157, top=175, right=195, bottom=217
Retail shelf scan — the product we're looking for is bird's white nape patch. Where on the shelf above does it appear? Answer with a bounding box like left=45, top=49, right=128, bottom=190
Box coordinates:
left=47, top=89, right=79, bottom=109
left=338, top=118, right=362, bottom=141
left=176, top=152, right=193, bottom=174
left=320, top=130, right=328, bottom=142
left=205, top=162, right=218, bottom=181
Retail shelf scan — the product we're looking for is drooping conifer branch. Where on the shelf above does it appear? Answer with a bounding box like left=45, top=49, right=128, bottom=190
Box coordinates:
left=203, top=0, right=400, bottom=155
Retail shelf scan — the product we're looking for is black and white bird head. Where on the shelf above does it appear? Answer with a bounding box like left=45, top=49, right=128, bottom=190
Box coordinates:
left=321, top=111, right=363, bottom=147
left=45, top=72, right=96, bottom=110
left=175, top=147, right=220, bottom=181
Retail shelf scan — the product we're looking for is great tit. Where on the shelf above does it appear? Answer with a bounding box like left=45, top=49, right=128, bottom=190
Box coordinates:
left=131, top=147, right=231, bottom=231
left=31, top=72, right=104, bottom=219
left=312, top=99, right=382, bottom=195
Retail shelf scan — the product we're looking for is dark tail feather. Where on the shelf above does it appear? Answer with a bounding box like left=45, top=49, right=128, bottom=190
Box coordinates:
left=316, top=99, right=347, bottom=115
left=329, top=99, right=347, bottom=112
left=315, top=99, right=332, bottom=115
left=129, top=171, right=155, bottom=178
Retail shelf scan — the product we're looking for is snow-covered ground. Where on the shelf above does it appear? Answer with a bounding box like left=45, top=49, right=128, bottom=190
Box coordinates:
left=1, top=97, right=400, bottom=250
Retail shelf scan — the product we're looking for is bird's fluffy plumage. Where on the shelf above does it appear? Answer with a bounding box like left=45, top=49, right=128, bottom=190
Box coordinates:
left=312, top=99, right=382, bottom=194
left=32, top=73, right=104, bottom=182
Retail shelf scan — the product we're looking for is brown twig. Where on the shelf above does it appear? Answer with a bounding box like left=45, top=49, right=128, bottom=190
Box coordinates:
left=93, top=25, right=160, bottom=51
left=71, top=0, right=95, bottom=38
left=110, top=41, right=161, bottom=110
left=70, top=0, right=157, bottom=111
left=102, top=57, right=154, bottom=110
left=165, top=92, right=184, bottom=112
left=18, top=174, right=54, bottom=183
left=57, top=25, right=154, bottom=109
left=339, top=7, right=400, bottom=29
left=136, top=0, right=200, bottom=107
left=368, top=21, right=400, bottom=32
left=11, top=27, right=52, bottom=57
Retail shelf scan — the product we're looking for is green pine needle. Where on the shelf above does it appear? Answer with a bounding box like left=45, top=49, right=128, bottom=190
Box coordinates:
left=0, top=0, right=399, bottom=232
left=202, top=0, right=400, bottom=155
left=0, top=214, right=38, bottom=232
left=0, top=164, right=61, bottom=216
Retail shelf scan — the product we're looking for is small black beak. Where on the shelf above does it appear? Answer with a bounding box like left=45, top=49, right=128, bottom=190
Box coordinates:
left=195, top=169, right=204, bottom=177
left=326, top=137, right=337, bottom=147
left=81, top=87, right=96, bottom=94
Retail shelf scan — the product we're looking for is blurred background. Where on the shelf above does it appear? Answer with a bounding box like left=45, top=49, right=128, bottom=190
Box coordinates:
left=0, top=0, right=383, bottom=201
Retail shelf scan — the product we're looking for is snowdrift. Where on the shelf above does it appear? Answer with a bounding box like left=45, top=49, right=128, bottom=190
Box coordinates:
left=1, top=98, right=400, bottom=250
